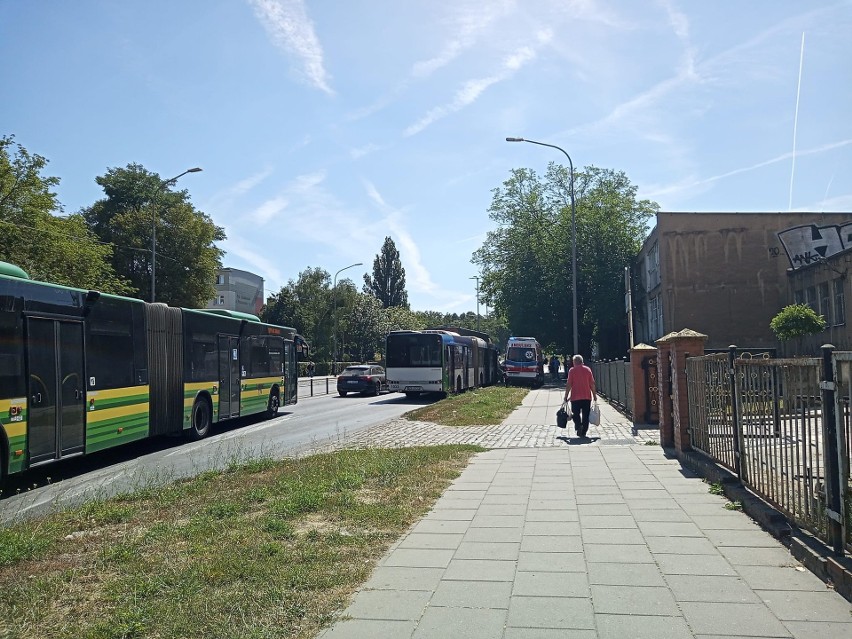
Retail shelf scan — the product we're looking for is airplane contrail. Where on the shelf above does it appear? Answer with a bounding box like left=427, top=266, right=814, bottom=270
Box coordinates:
left=789, top=32, right=805, bottom=211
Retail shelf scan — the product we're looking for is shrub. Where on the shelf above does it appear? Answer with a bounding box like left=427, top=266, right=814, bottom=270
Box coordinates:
left=769, top=304, right=826, bottom=343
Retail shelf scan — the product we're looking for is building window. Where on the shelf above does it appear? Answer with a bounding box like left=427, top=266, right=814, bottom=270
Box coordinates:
left=216, top=274, right=225, bottom=285
left=793, top=289, right=804, bottom=305
left=806, top=286, right=817, bottom=311
left=215, top=295, right=225, bottom=306
left=649, top=296, right=661, bottom=340
left=819, top=282, right=831, bottom=326
left=835, top=279, right=846, bottom=326
left=646, top=243, right=660, bottom=291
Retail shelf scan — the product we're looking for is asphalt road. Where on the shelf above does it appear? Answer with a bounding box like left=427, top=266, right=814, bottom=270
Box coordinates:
left=0, top=388, right=433, bottom=524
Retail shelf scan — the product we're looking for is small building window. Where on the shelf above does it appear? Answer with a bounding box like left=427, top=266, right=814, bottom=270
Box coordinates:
left=216, top=295, right=225, bottom=306
left=835, top=279, right=846, bottom=326
left=819, top=282, right=831, bottom=326
left=806, top=286, right=817, bottom=311
left=216, top=274, right=225, bottom=285
left=793, top=289, right=804, bottom=305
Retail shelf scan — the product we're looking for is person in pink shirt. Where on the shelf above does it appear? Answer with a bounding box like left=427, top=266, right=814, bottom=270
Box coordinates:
left=564, top=354, right=597, bottom=438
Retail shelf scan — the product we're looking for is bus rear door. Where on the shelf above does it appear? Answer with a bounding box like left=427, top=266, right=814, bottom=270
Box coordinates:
left=284, top=340, right=297, bottom=405
left=217, top=335, right=241, bottom=419
left=26, top=317, right=86, bottom=464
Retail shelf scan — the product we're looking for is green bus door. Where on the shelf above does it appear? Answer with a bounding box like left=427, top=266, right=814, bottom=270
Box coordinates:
left=284, top=341, right=297, bottom=405
left=218, top=336, right=241, bottom=419
left=26, top=317, right=86, bottom=465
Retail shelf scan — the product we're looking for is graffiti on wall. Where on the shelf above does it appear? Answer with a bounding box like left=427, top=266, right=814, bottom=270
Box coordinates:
left=778, top=224, right=852, bottom=269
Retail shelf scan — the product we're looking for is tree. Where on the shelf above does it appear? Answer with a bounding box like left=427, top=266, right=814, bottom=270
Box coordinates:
left=82, top=163, right=224, bottom=307
left=347, top=294, right=385, bottom=362
left=363, top=236, right=409, bottom=308
left=770, top=304, right=826, bottom=355
left=0, top=135, right=130, bottom=293
left=473, top=164, right=657, bottom=358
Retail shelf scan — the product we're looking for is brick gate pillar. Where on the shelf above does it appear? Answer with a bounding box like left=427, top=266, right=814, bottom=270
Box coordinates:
left=662, top=329, right=708, bottom=453
left=655, top=333, right=677, bottom=448
left=629, top=343, right=658, bottom=426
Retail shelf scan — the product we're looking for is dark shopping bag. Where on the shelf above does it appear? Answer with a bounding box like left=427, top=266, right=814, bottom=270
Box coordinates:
left=556, top=402, right=570, bottom=429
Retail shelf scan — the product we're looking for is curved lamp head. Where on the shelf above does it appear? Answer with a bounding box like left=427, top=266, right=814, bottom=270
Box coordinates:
left=505, top=137, right=525, bottom=142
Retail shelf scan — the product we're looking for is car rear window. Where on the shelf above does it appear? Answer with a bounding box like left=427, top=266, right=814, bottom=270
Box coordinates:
left=343, top=367, right=368, bottom=374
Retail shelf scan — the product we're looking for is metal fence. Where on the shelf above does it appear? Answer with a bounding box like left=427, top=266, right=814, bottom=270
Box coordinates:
left=686, top=348, right=849, bottom=552
left=591, top=359, right=633, bottom=417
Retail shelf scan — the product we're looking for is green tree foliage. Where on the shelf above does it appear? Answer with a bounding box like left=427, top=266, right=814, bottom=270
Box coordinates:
left=473, top=164, right=657, bottom=358
left=82, top=163, right=224, bottom=307
left=348, top=294, right=386, bottom=362
left=363, top=236, right=409, bottom=308
left=0, top=135, right=130, bottom=292
left=770, top=304, right=826, bottom=343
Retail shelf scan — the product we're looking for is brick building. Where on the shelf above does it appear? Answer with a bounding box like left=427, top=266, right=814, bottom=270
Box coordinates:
left=633, top=212, right=852, bottom=352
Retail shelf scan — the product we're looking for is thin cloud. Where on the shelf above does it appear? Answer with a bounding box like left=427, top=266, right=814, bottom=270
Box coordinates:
left=250, top=195, right=289, bottom=225
left=644, top=138, right=852, bottom=199
left=203, top=167, right=274, bottom=212
left=404, top=32, right=551, bottom=137
left=411, top=0, right=516, bottom=78
left=248, top=0, right=333, bottom=95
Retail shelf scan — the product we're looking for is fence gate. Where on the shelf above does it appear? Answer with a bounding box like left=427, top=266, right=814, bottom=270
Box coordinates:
left=831, top=353, right=852, bottom=551
left=642, top=355, right=659, bottom=424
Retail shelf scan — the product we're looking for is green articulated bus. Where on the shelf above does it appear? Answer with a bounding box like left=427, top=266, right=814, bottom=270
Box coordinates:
left=0, top=261, right=306, bottom=489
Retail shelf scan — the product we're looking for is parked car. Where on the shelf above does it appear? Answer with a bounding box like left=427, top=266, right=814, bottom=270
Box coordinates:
left=337, top=365, right=388, bottom=396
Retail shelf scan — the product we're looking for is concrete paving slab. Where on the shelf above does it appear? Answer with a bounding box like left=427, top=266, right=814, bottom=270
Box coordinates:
left=756, top=589, right=852, bottom=622
left=781, top=620, right=852, bottom=638
left=735, top=565, right=830, bottom=592
left=584, top=543, right=655, bottom=564
left=319, top=619, right=417, bottom=639
left=463, top=526, right=524, bottom=543
left=453, top=541, right=520, bottom=561
left=442, top=558, right=517, bottom=582
left=645, top=535, right=719, bottom=555
left=506, top=595, right=595, bottom=630
left=520, top=534, right=583, bottom=553
left=513, top=570, right=590, bottom=597
left=517, top=551, right=586, bottom=573
left=595, top=613, right=694, bottom=639
left=344, top=589, right=433, bottom=621
left=429, top=579, right=512, bottom=608
left=587, top=562, right=668, bottom=586
left=363, top=566, right=446, bottom=591
left=581, top=527, right=647, bottom=545
left=591, top=584, right=681, bottom=616
left=397, top=533, right=465, bottom=550
left=664, top=574, right=762, bottom=603
left=719, top=546, right=800, bottom=567
left=680, top=601, right=793, bottom=637
left=412, top=607, right=506, bottom=639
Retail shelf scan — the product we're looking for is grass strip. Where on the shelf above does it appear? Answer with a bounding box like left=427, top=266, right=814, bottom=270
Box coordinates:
left=404, top=385, right=529, bottom=426
left=0, top=445, right=482, bottom=639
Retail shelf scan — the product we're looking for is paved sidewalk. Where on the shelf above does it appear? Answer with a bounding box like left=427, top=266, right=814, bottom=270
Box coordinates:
left=318, top=387, right=852, bottom=638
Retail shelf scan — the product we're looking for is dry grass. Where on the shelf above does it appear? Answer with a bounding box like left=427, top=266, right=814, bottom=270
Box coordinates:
left=0, top=446, right=482, bottom=639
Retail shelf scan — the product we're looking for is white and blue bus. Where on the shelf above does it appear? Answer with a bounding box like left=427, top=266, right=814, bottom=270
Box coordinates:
left=386, top=328, right=500, bottom=398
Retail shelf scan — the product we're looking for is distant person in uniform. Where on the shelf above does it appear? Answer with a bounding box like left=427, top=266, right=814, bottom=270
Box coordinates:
left=564, top=355, right=597, bottom=438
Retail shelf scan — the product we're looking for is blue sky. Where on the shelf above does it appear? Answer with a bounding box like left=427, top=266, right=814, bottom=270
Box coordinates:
left=2, top=1, right=850, bottom=311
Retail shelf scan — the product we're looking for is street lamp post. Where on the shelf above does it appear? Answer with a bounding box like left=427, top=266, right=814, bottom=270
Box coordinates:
left=151, top=167, right=202, bottom=303
left=506, top=137, right=578, bottom=355
left=470, top=276, right=480, bottom=332
left=332, top=262, right=363, bottom=374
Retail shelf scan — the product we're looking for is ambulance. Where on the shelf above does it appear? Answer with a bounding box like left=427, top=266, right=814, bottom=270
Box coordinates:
left=503, top=336, right=543, bottom=387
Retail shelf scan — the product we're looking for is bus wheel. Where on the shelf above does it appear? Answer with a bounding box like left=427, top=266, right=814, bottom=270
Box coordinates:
left=404, top=391, right=420, bottom=399
left=339, top=390, right=348, bottom=397
left=456, top=376, right=462, bottom=393
left=188, top=398, right=211, bottom=440
left=266, top=392, right=280, bottom=419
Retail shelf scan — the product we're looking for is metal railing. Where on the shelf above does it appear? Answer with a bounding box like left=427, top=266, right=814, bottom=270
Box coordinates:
left=591, top=359, right=633, bottom=417
left=685, top=346, right=849, bottom=552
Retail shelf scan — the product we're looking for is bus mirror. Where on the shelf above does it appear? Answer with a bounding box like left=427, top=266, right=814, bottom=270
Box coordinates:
left=83, top=290, right=101, bottom=316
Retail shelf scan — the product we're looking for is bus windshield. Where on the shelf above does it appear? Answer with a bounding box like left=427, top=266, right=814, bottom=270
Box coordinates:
left=387, top=334, right=442, bottom=367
